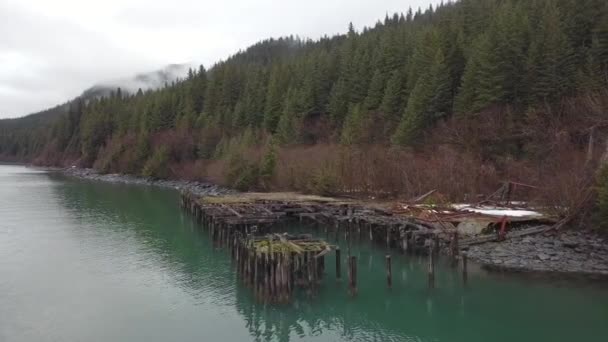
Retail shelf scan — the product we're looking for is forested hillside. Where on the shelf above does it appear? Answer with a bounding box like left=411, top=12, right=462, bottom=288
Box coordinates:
left=2, top=0, right=608, bottom=217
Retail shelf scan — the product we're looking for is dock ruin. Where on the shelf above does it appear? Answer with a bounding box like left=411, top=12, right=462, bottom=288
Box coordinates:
left=180, top=190, right=556, bottom=301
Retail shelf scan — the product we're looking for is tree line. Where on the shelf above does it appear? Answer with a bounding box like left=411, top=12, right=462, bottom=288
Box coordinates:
left=1, top=0, right=607, bottom=180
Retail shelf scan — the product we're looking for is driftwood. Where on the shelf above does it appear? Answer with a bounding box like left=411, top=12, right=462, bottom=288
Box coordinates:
left=409, top=189, right=437, bottom=203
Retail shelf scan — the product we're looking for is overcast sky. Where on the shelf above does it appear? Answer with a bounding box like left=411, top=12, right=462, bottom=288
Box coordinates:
left=0, top=0, right=440, bottom=119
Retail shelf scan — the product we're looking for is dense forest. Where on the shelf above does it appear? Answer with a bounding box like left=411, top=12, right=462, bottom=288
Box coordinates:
left=2, top=0, right=608, bottom=223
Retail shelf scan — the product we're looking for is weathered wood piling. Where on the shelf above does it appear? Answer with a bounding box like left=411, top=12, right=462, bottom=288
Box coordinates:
left=335, top=247, right=341, bottom=280
left=348, top=256, right=358, bottom=296
left=428, top=244, right=435, bottom=289
left=386, top=254, right=392, bottom=289
left=462, top=252, right=468, bottom=285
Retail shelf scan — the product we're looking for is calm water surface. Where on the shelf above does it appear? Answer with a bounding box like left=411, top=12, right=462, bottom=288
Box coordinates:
left=1, top=164, right=607, bottom=342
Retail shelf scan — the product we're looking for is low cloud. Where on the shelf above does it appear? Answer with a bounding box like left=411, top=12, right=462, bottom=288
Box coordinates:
left=0, top=0, right=440, bottom=118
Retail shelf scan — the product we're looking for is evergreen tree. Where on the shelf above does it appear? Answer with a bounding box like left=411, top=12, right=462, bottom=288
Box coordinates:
left=263, top=65, right=288, bottom=132
left=592, top=6, right=608, bottom=81
left=276, top=96, right=300, bottom=145
left=191, top=65, right=207, bottom=114
left=527, top=1, right=575, bottom=101
left=379, top=70, right=406, bottom=120
left=364, top=69, right=385, bottom=110
left=393, top=49, right=451, bottom=145
left=327, top=78, right=348, bottom=125
left=340, top=104, right=368, bottom=145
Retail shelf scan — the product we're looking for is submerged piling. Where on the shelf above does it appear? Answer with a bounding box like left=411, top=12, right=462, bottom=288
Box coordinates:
left=428, top=244, right=435, bottom=289
left=451, top=231, right=459, bottom=266
left=348, top=256, right=358, bottom=296
left=462, top=252, right=468, bottom=285
left=386, top=254, right=392, bottom=289
left=335, top=247, right=341, bottom=280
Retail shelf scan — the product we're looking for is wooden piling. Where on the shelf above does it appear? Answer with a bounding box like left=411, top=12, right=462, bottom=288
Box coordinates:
left=451, top=231, right=459, bottom=267
left=428, top=244, right=435, bottom=289
left=462, top=252, right=468, bottom=285
left=335, top=247, right=341, bottom=280
left=317, top=254, right=325, bottom=278
left=348, top=256, right=358, bottom=296
left=307, top=253, right=314, bottom=296
left=386, top=254, right=392, bottom=289
left=405, top=231, right=412, bottom=254
left=433, top=234, right=440, bottom=255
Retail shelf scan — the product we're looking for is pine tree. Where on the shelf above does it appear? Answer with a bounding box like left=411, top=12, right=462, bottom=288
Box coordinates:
left=327, top=78, right=349, bottom=125
left=392, top=49, right=451, bottom=146
left=263, top=65, right=288, bottom=132
left=454, top=50, right=482, bottom=115
left=406, top=29, right=440, bottom=94
left=340, top=104, right=368, bottom=145
left=259, top=137, right=278, bottom=190
left=592, top=6, right=608, bottom=81
left=276, top=95, right=301, bottom=145
left=191, top=65, right=207, bottom=114
left=527, top=1, right=576, bottom=101
left=364, top=69, right=385, bottom=110
left=379, top=70, right=405, bottom=120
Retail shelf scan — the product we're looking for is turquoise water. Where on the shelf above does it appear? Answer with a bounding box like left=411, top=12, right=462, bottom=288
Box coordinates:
left=1, top=164, right=607, bottom=342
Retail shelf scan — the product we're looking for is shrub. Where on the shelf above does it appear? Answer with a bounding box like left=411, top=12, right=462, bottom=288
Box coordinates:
left=596, top=165, right=608, bottom=229
left=307, top=165, right=339, bottom=196
left=259, top=139, right=277, bottom=190
left=225, top=152, right=260, bottom=191
left=233, top=163, right=260, bottom=191
left=142, top=146, right=169, bottom=179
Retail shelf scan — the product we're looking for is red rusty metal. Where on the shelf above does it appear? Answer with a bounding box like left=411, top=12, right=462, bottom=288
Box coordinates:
left=498, top=215, right=509, bottom=240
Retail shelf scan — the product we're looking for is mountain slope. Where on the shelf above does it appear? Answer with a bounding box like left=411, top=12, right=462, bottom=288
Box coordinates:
left=1, top=0, right=608, bottom=214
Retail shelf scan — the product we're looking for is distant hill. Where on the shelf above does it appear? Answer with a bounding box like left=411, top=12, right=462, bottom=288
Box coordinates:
left=0, top=63, right=192, bottom=131
left=80, top=63, right=191, bottom=100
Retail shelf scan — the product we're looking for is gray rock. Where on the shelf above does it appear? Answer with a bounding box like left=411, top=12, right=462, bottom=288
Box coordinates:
left=537, top=253, right=550, bottom=261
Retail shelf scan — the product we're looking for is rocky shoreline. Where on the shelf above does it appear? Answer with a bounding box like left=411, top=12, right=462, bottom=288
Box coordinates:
left=466, top=230, right=608, bottom=279
left=59, top=167, right=234, bottom=197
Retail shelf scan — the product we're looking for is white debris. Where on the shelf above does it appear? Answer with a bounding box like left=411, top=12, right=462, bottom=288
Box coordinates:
left=452, top=204, right=544, bottom=218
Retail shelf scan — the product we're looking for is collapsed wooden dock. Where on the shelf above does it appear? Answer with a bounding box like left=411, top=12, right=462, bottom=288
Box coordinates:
left=180, top=191, right=450, bottom=255
left=180, top=191, right=460, bottom=300
left=180, top=189, right=557, bottom=300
